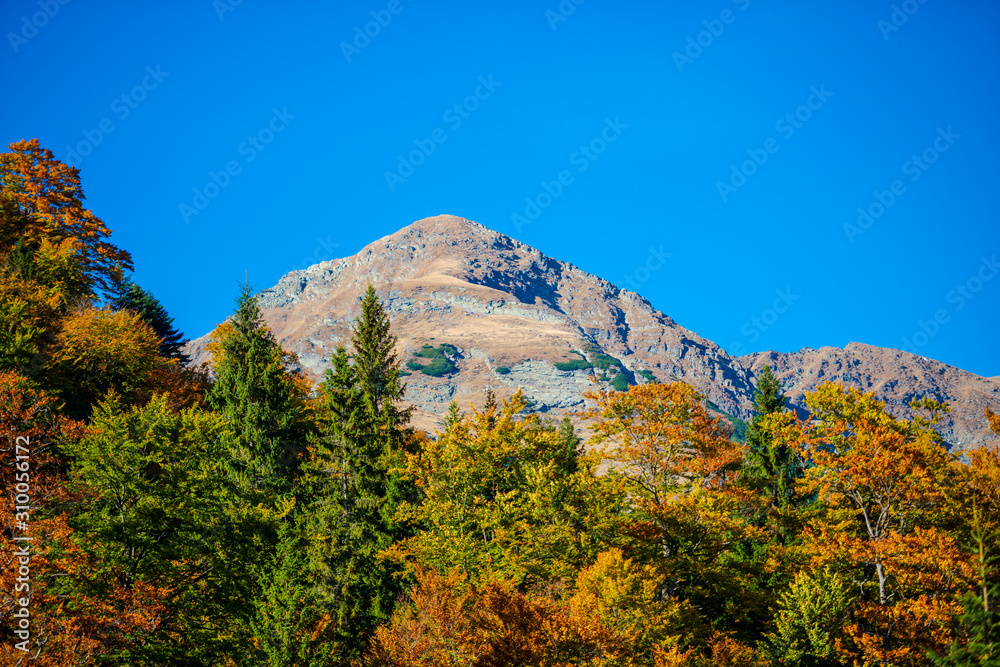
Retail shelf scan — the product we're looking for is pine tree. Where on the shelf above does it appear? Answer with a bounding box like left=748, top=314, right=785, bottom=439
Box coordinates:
left=295, top=288, right=414, bottom=661
left=351, top=285, right=408, bottom=423
left=557, top=416, right=581, bottom=475
left=110, top=278, right=189, bottom=362
left=443, top=400, right=462, bottom=431
left=743, top=365, right=800, bottom=512
left=206, top=283, right=309, bottom=491
left=301, top=347, right=396, bottom=662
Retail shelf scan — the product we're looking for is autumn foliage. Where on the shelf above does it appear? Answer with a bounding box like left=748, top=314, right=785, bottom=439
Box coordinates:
left=1, top=140, right=997, bottom=665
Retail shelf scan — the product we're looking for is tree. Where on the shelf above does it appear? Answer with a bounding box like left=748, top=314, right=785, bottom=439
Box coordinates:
left=206, top=283, right=311, bottom=490
left=48, top=306, right=162, bottom=418
left=387, top=391, right=624, bottom=588
left=62, top=392, right=270, bottom=665
left=931, top=409, right=1000, bottom=666
left=369, top=566, right=632, bottom=666
left=765, top=567, right=857, bottom=666
left=109, top=278, right=189, bottom=363
left=743, top=366, right=801, bottom=514
left=351, top=285, right=408, bottom=423
left=0, top=139, right=131, bottom=297
left=783, top=383, right=971, bottom=665
left=583, top=381, right=774, bottom=641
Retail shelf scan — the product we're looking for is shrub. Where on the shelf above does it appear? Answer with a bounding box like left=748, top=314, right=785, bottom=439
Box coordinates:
left=420, top=358, right=457, bottom=377
left=609, top=372, right=629, bottom=392
left=638, top=370, right=656, bottom=383
left=495, top=366, right=510, bottom=375
left=406, top=360, right=425, bottom=371
left=554, top=359, right=593, bottom=372
left=414, top=346, right=444, bottom=360
left=590, top=351, right=623, bottom=371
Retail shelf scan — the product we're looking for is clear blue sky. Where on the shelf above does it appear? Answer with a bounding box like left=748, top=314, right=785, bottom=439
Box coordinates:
left=3, top=0, right=997, bottom=377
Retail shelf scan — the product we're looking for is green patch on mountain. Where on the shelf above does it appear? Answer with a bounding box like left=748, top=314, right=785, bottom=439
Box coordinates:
left=409, top=343, right=460, bottom=376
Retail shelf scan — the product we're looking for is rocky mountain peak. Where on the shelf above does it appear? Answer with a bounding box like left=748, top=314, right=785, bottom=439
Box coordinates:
left=186, top=215, right=999, bottom=449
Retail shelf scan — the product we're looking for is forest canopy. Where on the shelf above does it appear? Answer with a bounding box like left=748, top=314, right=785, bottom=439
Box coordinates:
left=0, top=141, right=997, bottom=666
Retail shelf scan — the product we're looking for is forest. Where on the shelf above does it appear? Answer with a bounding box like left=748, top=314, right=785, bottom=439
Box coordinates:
left=1, top=139, right=998, bottom=666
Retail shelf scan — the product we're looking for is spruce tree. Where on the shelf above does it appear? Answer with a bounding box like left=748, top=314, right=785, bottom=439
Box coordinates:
left=557, top=416, right=582, bottom=475
left=206, top=283, right=308, bottom=491
left=110, top=278, right=189, bottom=362
left=744, top=365, right=800, bottom=512
left=351, top=285, right=408, bottom=423
left=297, top=287, right=414, bottom=661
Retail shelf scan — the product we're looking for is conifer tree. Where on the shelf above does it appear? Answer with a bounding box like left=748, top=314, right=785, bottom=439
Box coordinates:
left=743, top=365, right=800, bottom=512
left=207, top=283, right=308, bottom=490
left=443, top=400, right=462, bottom=431
left=350, top=286, right=414, bottom=536
left=296, top=287, right=414, bottom=661
left=557, top=415, right=582, bottom=475
left=110, top=278, right=189, bottom=362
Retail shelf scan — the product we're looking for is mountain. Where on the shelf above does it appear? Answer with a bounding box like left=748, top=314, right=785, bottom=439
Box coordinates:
left=184, top=215, right=999, bottom=450
left=739, top=343, right=1000, bottom=453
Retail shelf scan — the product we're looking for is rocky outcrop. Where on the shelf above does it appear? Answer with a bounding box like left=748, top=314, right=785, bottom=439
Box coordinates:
left=185, top=215, right=999, bottom=450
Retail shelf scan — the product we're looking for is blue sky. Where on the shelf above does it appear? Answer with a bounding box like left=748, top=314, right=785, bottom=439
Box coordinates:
left=3, top=0, right=998, bottom=377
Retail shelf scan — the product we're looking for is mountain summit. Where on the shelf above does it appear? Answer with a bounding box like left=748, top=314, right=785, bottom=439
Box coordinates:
left=186, top=215, right=999, bottom=449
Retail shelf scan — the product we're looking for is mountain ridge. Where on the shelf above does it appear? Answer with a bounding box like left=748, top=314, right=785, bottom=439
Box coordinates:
left=184, top=215, right=999, bottom=450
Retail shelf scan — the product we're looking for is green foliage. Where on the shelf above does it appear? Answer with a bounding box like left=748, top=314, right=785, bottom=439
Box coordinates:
left=638, top=369, right=656, bottom=383
left=766, top=567, right=857, bottom=666
left=743, top=365, right=800, bottom=511
left=931, top=503, right=1000, bottom=666
left=419, top=357, right=456, bottom=376
left=410, top=341, right=459, bottom=376
left=290, top=287, right=413, bottom=661
left=109, top=278, right=189, bottom=362
left=495, top=365, right=510, bottom=374
left=389, top=392, right=624, bottom=586
left=414, top=344, right=444, bottom=359
left=589, top=351, right=623, bottom=371
left=609, top=372, right=629, bottom=392
left=64, top=393, right=275, bottom=664
left=206, top=284, right=310, bottom=491
left=554, top=358, right=593, bottom=372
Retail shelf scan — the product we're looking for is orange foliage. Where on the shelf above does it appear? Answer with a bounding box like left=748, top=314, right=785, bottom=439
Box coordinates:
left=0, top=372, right=167, bottom=666
left=780, top=383, right=971, bottom=665
left=0, top=139, right=131, bottom=294
left=369, top=567, right=634, bottom=666
left=582, top=382, right=762, bottom=578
